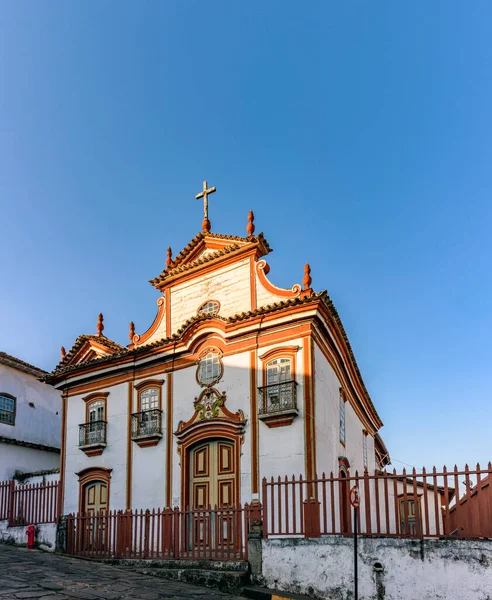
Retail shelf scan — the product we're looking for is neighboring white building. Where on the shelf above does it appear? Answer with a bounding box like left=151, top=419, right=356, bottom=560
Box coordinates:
left=46, top=185, right=390, bottom=520
left=0, top=352, right=61, bottom=480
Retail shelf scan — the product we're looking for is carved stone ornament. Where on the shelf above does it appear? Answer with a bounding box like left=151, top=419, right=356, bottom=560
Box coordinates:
left=194, top=388, right=226, bottom=421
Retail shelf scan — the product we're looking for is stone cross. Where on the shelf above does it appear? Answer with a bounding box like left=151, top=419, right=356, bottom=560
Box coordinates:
left=195, top=180, right=216, bottom=231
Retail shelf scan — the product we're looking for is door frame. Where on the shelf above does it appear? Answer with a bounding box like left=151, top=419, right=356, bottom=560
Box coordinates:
left=76, top=467, right=112, bottom=514
left=182, top=432, right=241, bottom=510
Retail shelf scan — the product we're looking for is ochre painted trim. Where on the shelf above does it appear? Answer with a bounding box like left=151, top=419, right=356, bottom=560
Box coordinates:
left=256, top=260, right=302, bottom=298
left=132, top=297, right=165, bottom=346
left=126, top=381, right=133, bottom=510
left=303, top=336, right=316, bottom=480
left=64, top=323, right=314, bottom=398
left=259, top=345, right=300, bottom=362
left=249, top=256, right=257, bottom=311
left=165, top=288, right=171, bottom=336
left=157, top=246, right=262, bottom=291
left=250, top=350, right=259, bottom=494
left=165, top=373, right=173, bottom=507
left=82, top=391, right=110, bottom=403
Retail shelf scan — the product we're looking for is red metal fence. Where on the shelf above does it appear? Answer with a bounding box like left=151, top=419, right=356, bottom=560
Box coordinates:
left=0, top=480, right=60, bottom=526
left=67, top=505, right=250, bottom=561
left=262, top=464, right=492, bottom=539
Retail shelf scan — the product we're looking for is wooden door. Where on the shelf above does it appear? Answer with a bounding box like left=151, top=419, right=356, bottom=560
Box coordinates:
left=83, top=481, right=108, bottom=551
left=188, top=440, right=236, bottom=554
left=191, top=440, right=235, bottom=509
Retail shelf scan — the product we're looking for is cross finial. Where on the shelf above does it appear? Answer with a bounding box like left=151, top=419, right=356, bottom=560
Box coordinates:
left=195, top=180, right=216, bottom=233
left=97, top=313, right=104, bottom=336
left=166, top=247, right=172, bottom=267
left=246, top=210, right=255, bottom=237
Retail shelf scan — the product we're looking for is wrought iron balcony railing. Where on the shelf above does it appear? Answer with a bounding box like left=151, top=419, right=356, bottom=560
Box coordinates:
left=257, top=381, right=298, bottom=415
left=79, top=420, right=107, bottom=447
left=131, top=409, right=163, bottom=439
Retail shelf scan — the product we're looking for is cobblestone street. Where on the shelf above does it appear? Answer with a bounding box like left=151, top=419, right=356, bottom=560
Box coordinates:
left=0, top=545, right=244, bottom=600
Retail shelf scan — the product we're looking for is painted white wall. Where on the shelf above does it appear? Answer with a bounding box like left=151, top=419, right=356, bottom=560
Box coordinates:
left=262, top=537, right=492, bottom=600
left=254, top=265, right=302, bottom=309
left=131, top=374, right=168, bottom=510
left=257, top=341, right=305, bottom=488
left=0, top=445, right=59, bottom=481
left=63, top=383, right=128, bottom=514
left=0, top=520, right=57, bottom=551
left=0, top=364, right=61, bottom=448
left=169, top=258, right=252, bottom=334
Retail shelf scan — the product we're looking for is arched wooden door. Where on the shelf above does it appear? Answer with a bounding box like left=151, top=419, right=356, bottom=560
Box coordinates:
left=82, top=481, right=108, bottom=551
left=186, top=439, right=238, bottom=556
left=189, top=439, right=236, bottom=509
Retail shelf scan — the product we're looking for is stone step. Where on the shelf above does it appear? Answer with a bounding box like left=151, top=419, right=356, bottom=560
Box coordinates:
left=242, top=586, right=316, bottom=600
left=99, top=557, right=249, bottom=572
left=135, top=566, right=251, bottom=595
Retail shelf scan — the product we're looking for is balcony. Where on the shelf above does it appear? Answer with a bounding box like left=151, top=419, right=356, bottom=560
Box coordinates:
left=79, top=421, right=107, bottom=456
left=131, top=409, right=163, bottom=447
left=257, top=380, right=298, bottom=427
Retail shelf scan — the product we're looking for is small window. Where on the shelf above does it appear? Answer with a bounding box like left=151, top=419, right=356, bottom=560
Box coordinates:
left=88, top=400, right=105, bottom=423
left=363, top=433, right=368, bottom=469
left=263, top=358, right=295, bottom=412
left=340, top=393, right=346, bottom=444
left=197, top=300, right=220, bottom=316
left=0, top=394, right=15, bottom=426
left=140, top=388, right=159, bottom=412
left=197, top=351, right=222, bottom=386
left=399, top=497, right=421, bottom=535
left=266, top=358, right=292, bottom=386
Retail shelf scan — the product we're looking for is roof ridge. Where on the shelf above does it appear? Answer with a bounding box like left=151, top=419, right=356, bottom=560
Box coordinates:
left=0, top=351, right=48, bottom=377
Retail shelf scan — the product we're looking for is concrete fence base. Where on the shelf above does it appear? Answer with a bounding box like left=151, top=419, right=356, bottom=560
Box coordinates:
left=0, top=519, right=57, bottom=552
left=261, top=536, right=492, bottom=600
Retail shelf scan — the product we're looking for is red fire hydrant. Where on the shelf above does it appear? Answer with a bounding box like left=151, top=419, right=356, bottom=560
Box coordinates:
left=25, top=524, right=36, bottom=550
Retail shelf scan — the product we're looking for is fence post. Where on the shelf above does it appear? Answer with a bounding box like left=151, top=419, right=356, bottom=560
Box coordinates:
left=248, top=501, right=263, bottom=581
left=56, top=514, right=68, bottom=553
left=7, top=480, right=15, bottom=525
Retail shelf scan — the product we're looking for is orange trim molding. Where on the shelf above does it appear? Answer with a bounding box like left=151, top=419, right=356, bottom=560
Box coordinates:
left=256, top=260, right=301, bottom=298
left=250, top=350, right=259, bottom=494
left=165, top=373, right=173, bottom=507
left=132, top=297, right=165, bottom=346
left=77, top=467, right=112, bottom=513
left=259, top=345, right=300, bottom=362
left=126, top=381, right=133, bottom=509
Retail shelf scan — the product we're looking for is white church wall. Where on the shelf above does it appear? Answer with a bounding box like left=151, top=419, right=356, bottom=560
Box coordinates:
left=0, top=363, right=61, bottom=455
left=63, top=383, right=128, bottom=514
left=170, top=258, right=252, bottom=333
left=254, top=269, right=301, bottom=309
left=257, top=340, right=305, bottom=485
left=313, top=344, right=341, bottom=478
left=131, top=373, right=168, bottom=510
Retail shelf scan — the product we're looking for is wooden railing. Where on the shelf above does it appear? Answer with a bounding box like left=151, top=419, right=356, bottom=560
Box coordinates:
left=67, top=505, right=250, bottom=561
left=262, top=464, right=492, bottom=539
left=0, top=480, right=60, bottom=525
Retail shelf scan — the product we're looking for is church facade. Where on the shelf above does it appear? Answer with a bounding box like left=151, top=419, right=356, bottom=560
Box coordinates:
left=47, top=182, right=389, bottom=517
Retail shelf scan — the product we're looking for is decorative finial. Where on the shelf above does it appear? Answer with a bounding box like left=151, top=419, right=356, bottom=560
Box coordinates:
left=60, top=346, right=66, bottom=360
left=195, top=180, right=216, bottom=233
left=97, top=313, right=104, bottom=336
left=303, top=264, right=312, bottom=290
left=166, top=247, right=172, bottom=267
left=129, top=321, right=135, bottom=342
left=246, top=210, right=255, bottom=237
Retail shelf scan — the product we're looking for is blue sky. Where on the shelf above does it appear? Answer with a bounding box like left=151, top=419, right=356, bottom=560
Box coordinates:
left=1, top=2, right=490, bottom=472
